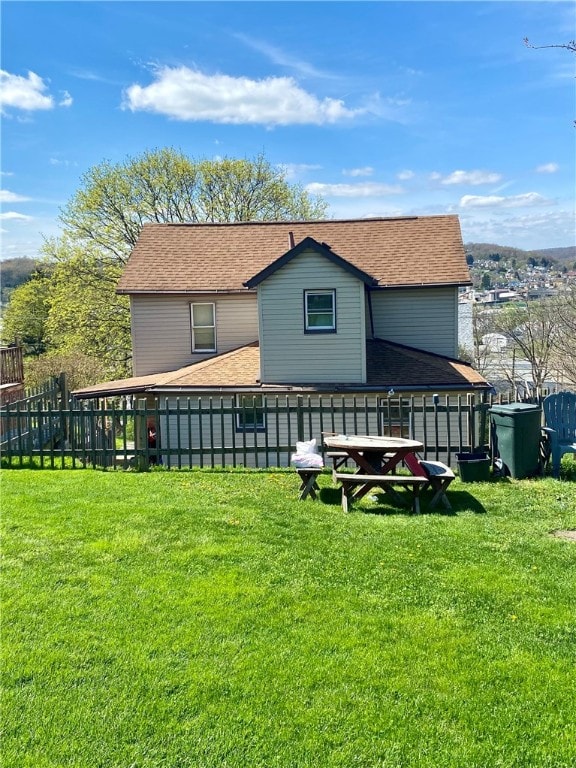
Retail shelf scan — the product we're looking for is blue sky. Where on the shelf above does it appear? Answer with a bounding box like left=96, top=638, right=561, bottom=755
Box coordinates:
left=1, top=0, right=574, bottom=261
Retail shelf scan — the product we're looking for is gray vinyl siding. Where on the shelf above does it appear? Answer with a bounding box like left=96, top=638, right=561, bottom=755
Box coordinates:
left=370, top=287, right=459, bottom=357
left=257, top=250, right=366, bottom=384
left=130, top=294, right=258, bottom=376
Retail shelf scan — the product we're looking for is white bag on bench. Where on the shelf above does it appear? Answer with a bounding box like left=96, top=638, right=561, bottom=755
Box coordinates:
left=291, top=438, right=324, bottom=469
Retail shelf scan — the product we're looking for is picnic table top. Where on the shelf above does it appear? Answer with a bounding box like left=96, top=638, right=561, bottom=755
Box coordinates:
left=324, top=434, right=424, bottom=452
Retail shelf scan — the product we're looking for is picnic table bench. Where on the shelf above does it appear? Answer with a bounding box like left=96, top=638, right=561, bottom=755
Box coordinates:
left=334, top=472, right=429, bottom=514
left=403, top=454, right=455, bottom=510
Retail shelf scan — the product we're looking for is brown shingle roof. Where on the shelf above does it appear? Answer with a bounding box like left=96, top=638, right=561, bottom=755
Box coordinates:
left=73, top=340, right=488, bottom=398
left=366, top=340, right=488, bottom=388
left=117, top=216, right=471, bottom=294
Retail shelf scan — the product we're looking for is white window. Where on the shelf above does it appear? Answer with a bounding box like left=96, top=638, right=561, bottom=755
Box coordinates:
left=304, top=290, right=336, bottom=332
left=191, top=303, right=216, bottom=352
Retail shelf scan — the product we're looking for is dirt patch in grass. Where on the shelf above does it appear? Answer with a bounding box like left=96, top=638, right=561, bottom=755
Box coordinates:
left=552, top=529, right=576, bottom=541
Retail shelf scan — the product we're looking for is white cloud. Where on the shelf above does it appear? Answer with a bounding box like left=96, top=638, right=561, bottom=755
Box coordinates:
left=59, top=90, right=73, bottom=107
left=0, top=190, right=31, bottom=203
left=49, top=157, right=77, bottom=167
left=397, top=170, right=415, bottom=181
left=460, top=192, right=553, bottom=209
left=305, top=182, right=403, bottom=198
left=0, top=211, right=32, bottom=221
left=433, top=170, right=503, bottom=186
left=459, top=209, right=575, bottom=250
left=0, top=70, right=54, bottom=111
left=343, top=167, right=374, bottom=178
left=536, top=162, right=559, bottom=174
left=279, top=163, right=322, bottom=180
left=123, top=66, right=364, bottom=126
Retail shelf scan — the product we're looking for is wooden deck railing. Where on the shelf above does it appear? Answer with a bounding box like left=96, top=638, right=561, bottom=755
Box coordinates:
left=0, top=346, right=24, bottom=386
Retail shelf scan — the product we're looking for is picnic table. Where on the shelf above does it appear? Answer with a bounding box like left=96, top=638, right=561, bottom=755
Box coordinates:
left=323, top=434, right=428, bottom=513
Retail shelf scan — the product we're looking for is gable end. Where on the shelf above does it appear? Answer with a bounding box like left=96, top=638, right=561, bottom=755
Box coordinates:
left=244, top=236, right=378, bottom=289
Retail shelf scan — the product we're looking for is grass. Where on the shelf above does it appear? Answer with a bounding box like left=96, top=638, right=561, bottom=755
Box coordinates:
left=2, top=465, right=576, bottom=768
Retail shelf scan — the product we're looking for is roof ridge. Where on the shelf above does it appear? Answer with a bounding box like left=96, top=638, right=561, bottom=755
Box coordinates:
left=140, top=215, right=458, bottom=230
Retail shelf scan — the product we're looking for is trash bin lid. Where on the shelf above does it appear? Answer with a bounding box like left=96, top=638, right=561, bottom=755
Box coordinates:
left=489, top=402, right=542, bottom=415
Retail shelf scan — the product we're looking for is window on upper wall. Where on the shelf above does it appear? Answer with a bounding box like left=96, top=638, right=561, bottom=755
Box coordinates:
left=304, top=290, right=336, bottom=333
left=190, top=303, right=216, bottom=352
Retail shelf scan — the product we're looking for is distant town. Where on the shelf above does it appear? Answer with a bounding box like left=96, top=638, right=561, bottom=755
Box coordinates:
left=458, top=243, right=576, bottom=394
left=459, top=243, right=576, bottom=306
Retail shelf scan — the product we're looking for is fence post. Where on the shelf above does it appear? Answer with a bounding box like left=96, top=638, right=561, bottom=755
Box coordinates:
left=57, top=372, right=69, bottom=407
left=134, top=398, right=149, bottom=470
left=477, top=394, right=489, bottom=452
left=296, top=395, right=304, bottom=441
left=468, top=394, right=476, bottom=452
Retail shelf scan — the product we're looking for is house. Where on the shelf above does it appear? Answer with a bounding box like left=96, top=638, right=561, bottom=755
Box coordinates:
left=75, top=216, right=490, bottom=465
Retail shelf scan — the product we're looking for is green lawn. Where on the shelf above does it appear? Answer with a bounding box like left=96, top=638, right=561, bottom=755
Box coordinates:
left=2, top=466, right=576, bottom=768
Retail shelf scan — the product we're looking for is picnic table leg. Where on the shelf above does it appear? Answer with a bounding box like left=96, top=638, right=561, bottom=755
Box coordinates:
left=428, top=479, right=452, bottom=510
left=298, top=469, right=321, bottom=500
left=341, top=485, right=350, bottom=513
left=412, top=482, right=421, bottom=515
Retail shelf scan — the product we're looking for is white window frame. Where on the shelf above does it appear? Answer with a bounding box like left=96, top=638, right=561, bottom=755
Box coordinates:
left=304, top=289, right=336, bottom=333
left=190, top=302, right=216, bottom=353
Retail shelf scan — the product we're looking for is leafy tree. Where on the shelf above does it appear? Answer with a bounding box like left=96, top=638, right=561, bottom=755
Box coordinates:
left=0, top=257, right=40, bottom=304
left=59, top=149, right=327, bottom=263
left=43, top=240, right=132, bottom=379
left=481, top=272, right=491, bottom=290
left=1, top=273, right=51, bottom=356
left=24, top=352, right=109, bottom=392
left=466, top=254, right=474, bottom=266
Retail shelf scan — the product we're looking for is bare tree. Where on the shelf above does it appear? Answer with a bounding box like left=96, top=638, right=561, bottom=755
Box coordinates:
left=550, top=286, right=576, bottom=386
left=491, top=300, right=560, bottom=391
left=524, top=38, right=576, bottom=54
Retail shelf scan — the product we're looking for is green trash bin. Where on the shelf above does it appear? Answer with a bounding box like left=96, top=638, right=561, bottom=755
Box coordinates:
left=489, top=403, right=542, bottom=479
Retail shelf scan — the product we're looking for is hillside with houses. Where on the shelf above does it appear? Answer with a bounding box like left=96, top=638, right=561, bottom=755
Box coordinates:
left=462, top=244, right=576, bottom=305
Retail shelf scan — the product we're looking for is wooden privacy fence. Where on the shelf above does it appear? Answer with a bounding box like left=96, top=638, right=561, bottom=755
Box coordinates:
left=1, top=392, right=492, bottom=470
